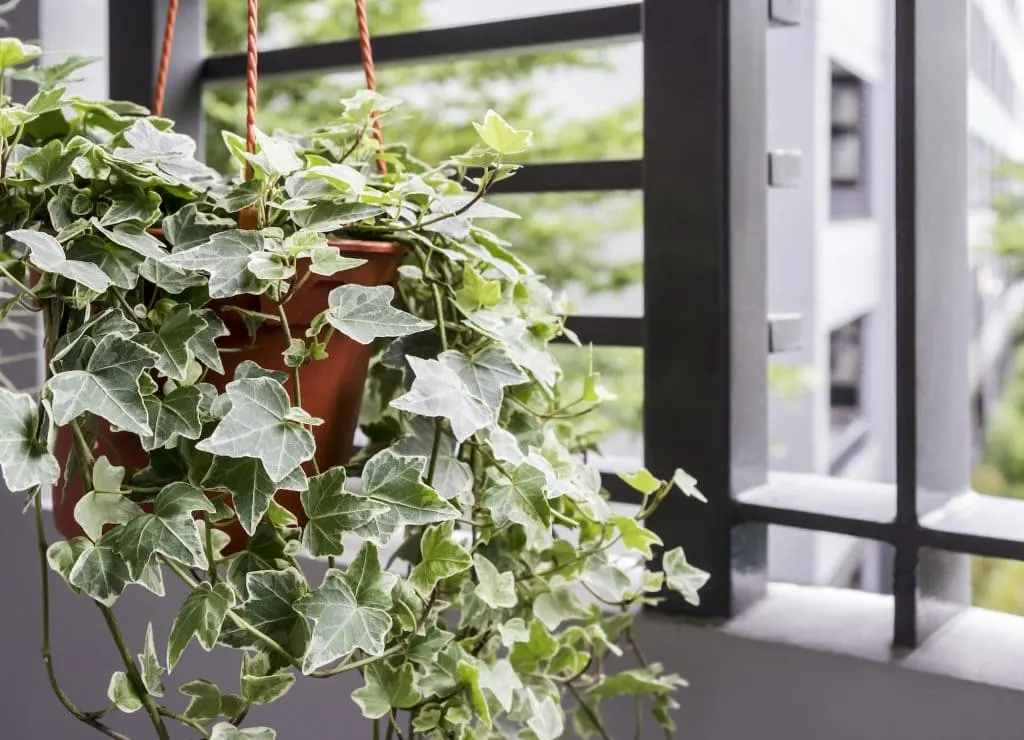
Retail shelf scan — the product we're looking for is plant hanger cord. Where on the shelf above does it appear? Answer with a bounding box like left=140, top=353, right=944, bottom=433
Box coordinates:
left=355, top=0, right=387, bottom=174
left=244, top=0, right=259, bottom=181
left=151, top=0, right=179, bottom=117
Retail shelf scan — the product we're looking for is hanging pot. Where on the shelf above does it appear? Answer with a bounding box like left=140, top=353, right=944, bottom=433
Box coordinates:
left=52, top=238, right=406, bottom=552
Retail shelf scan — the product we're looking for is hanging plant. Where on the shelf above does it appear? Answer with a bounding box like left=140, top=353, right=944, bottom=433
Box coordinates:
left=0, top=20, right=709, bottom=740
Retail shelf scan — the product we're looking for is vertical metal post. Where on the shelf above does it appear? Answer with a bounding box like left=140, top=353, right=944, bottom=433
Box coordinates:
left=644, top=0, right=768, bottom=616
left=108, top=0, right=204, bottom=146
left=5, top=0, right=39, bottom=103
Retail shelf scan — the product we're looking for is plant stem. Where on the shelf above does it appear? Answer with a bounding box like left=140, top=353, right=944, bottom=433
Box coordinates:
left=33, top=494, right=131, bottom=740
left=204, top=516, right=219, bottom=583
left=310, top=644, right=403, bottom=678
left=373, top=718, right=381, bottom=740
left=158, top=706, right=210, bottom=738
left=566, top=682, right=612, bottom=740
left=430, top=284, right=448, bottom=351
left=275, top=302, right=303, bottom=410
left=97, top=605, right=170, bottom=740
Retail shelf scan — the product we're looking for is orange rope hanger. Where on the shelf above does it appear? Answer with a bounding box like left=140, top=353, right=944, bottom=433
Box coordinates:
left=152, top=0, right=387, bottom=181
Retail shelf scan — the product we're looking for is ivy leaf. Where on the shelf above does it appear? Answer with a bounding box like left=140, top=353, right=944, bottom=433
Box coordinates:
left=481, top=462, right=551, bottom=530
left=612, top=516, right=663, bottom=559
left=240, top=658, right=295, bottom=706
left=509, top=621, right=557, bottom=672
left=393, top=417, right=472, bottom=501
left=48, top=334, right=158, bottom=436
left=351, top=450, right=457, bottom=545
left=351, top=661, right=422, bottom=719
left=201, top=456, right=280, bottom=536
left=210, top=723, right=276, bottom=740
left=219, top=569, right=309, bottom=666
left=12, top=54, right=96, bottom=89
left=663, top=547, right=710, bottom=606
left=74, top=478, right=143, bottom=542
left=0, top=388, right=58, bottom=491
left=456, top=265, right=502, bottom=310
left=320, top=285, right=431, bottom=345
left=293, top=542, right=397, bottom=673
left=247, top=128, right=303, bottom=178
left=406, top=621, right=454, bottom=665
left=390, top=356, right=492, bottom=443
left=0, top=38, right=43, bottom=69
left=308, top=247, right=365, bottom=276
left=308, top=162, right=366, bottom=193
left=525, top=691, right=564, bottom=740
left=91, top=219, right=167, bottom=260
left=68, top=532, right=130, bottom=606
left=138, top=623, right=165, bottom=697
left=456, top=659, right=492, bottom=727
left=534, top=580, right=592, bottom=631
left=300, top=467, right=387, bottom=557
left=180, top=679, right=223, bottom=720
left=292, top=202, right=384, bottom=232
left=8, top=229, right=111, bottom=293
left=68, top=238, right=143, bottom=289
left=21, top=140, right=79, bottom=187
left=618, top=468, right=661, bottom=495
left=142, top=384, right=203, bottom=450
left=163, top=230, right=269, bottom=298
left=225, top=524, right=289, bottom=599
left=477, top=658, right=521, bottom=713
left=191, top=309, right=229, bottom=374
left=497, top=618, right=530, bottom=647
left=409, top=522, right=471, bottom=597
left=167, top=582, right=234, bottom=670
left=139, top=305, right=207, bottom=382
left=671, top=468, right=708, bottom=502
left=585, top=664, right=686, bottom=702
left=107, top=672, right=142, bottom=713
left=162, top=204, right=225, bottom=251
left=473, top=554, right=516, bottom=609
left=197, top=377, right=315, bottom=483
left=46, top=537, right=90, bottom=591
left=99, top=188, right=162, bottom=227
left=113, top=482, right=215, bottom=578
left=473, top=110, right=533, bottom=155
left=440, top=348, right=527, bottom=423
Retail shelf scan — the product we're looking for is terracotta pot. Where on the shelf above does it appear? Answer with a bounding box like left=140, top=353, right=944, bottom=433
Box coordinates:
left=53, top=239, right=406, bottom=552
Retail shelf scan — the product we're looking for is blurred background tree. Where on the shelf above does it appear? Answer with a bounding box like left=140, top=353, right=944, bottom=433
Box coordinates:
left=205, top=0, right=645, bottom=450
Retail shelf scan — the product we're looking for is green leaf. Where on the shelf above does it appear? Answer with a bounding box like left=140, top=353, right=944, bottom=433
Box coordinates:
left=219, top=569, right=309, bottom=665
left=525, top=691, right=564, bottom=740
left=113, top=482, right=215, bottom=578
left=292, top=202, right=384, bottom=232
left=139, top=258, right=206, bottom=294
left=671, top=468, right=708, bottom=502
left=247, top=129, right=303, bottom=178
left=406, top=621, right=454, bottom=665
left=107, top=671, right=142, bottom=713
left=20, top=140, right=78, bottom=187
left=142, top=384, right=203, bottom=450
left=91, top=220, right=167, bottom=260
left=11, top=55, right=97, bottom=89
left=46, top=537, right=90, bottom=591
left=139, top=305, right=207, bottom=381
left=663, top=547, right=710, bottom=606
left=509, top=621, right=557, bottom=672
left=0, top=38, right=43, bottom=69
left=180, top=679, right=223, bottom=720
left=618, top=468, right=661, bottom=495
left=168, top=582, right=234, bottom=670
left=497, top=618, right=530, bottom=647
left=138, top=623, right=165, bottom=697
left=191, top=309, right=229, bottom=373
left=351, top=661, right=422, bottom=719
left=8, top=229, right=111, bottom=292
left=456, top=659, right=492, bottom=727
left=240, top=668, right=295, bottom=706
left=581, top=557, right=633, bottom=603
left=225, top=524, right=289, bottom=598
left=308, top=247, right=365, bottom=276
left=293, top=542, right=397, bottom=673
left=300, top=467, right=387, bottom=557
left=390, top=356, right=492, bottom=443
left=0, top=388, right=58, bottom=491
left=393, top=417, right=472, bottom=501
left=584, top=664, right=686, bottom=702
left=477, top=658, right=521, bottom=713
left=99, top=188, right=162, bottom=227
left=308, top=162, right=366, bottom=192
left=472, top=110, right=533, bottom=155
left=481, top=462, right=551, bottom=530
left=197, top=377, right=315, bottom=483
left=409, top=522, right=471, bottom=597
left=351, top=450, right=457, bottom=545
left=67, top=237, right=143, bottom=289
left=200, top=456, right=278, bottom=536
left=320, top=285, right=431, bottom=345
left=68, top=533, right=130, bottom=606
left=440, top=348, right=527, bottom=424
left=162, top=204, right=225, bottom=251
left=456, top=265, right=502, bottom=310
left=163, top=230, right=269, bottom=299
left=210, top=723, right=276, bottom=740
left=48, top=334, right=158, bottom=436
left=534, top=580, right=592, bottom=630
left=612, top=515, right=663, bottom=558
left=473, top=553, right=516, bottom=609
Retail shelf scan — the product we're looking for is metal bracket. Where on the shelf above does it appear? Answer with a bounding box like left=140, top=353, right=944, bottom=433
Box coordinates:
left=768, top=149, right=802, bottom=188
left=768, top=313, right=803, bottom=353
left=768, top=0, right=802, bottom=27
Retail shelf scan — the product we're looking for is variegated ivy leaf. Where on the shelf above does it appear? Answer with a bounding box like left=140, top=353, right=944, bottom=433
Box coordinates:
left=477, top=659, right=521, bottom=713
left=68, top=531, right=131, bottom=606
left=168, top=581, right=234, bottom=670
left=292, top=202, right=385, bottom=233
left=162, top=204, right=227, bottom=251
left=390, top=355, right=492, bottom=443
left=196, top=377, right=315, bottom=483
left=210, top=723, right=277, bottom=740
left=179, top=680, right=226, bottom=721
left=139, top=258, right=206, bottom=294
left=114, top=119, right=214, bottom=187
left=300, top=467, right=388, bottom=557
left=91, top=219, right=167, bottom=260
left=48, top=334, right=159, bottom=436
left=46, top=537, right=90, bottom=592
left=0, top=388, right=58, bottom=491
left=162, top=229, right=270, bottom=299
left=526, top=691, right=565, bottom=740
left=192, top=309, right=229, bottom=373
left=351, top=661, right=422, bottom=719
left=612, top=516, right=663, bottom=559
left=138, top=304, right=207, bottom=381
left=456, top=660, right=493, bottom=726
left=308, top=247, right=365, bottom=276
left=0, top=37, right=43, bottom=69
left=107, top=671, right=142, bottom=713
left=409, top=521, right=471, bottom=598
left=99, top=187, right=162, bottom=227
left=8, top=228, right=111, bottom=293
left=113, top=482, right=215, bottom=578
left=219, top=569, right=309, bottom=667
left=21, top=140, right=79, bottom=187
left=318, top=284, right=431, bottom=345
left=307, top=162, right=365, bottom=193
left=440, top=347, right=527, bottom=424
left=350, top=449, right=458, bottom=546
left=247, top=128, right=303, bottom=179
left=663, top=547, right=710, bottom=606
left=473, top=553, right=516, bottom=609
left=534, top=578, right=592, bottom=631
left=473, top=109, right=533, bottom=155
left=581, top=555, right=634, bottom=603
left=138, top=623, right=165, bottom=697
left=247, top=251, right=295, bottom=281
left=467, top=308, right=560, bottom=388
left=142, top=384, right=203, bottom=450
left=201, top=455, right=299, bottom=536
left=67, top=237, right=144, bottom=289
left=497, top=618, right=530, bottom=647
left=393, top=417, right=472, bottom=501
left=240, top=654, right=296, bottom=705
left=481, top=461, right=551, bottom=530
left=293, top=542, right=398, bottom=673
left=51, top=308, right=139, bottom=368
left=74, top=457, right=143, bottom=540
left=584, top=663, right=687, bottom=702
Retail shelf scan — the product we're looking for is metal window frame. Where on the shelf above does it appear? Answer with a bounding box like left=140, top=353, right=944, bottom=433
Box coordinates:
left=109, top=0, right=1019, bottom=650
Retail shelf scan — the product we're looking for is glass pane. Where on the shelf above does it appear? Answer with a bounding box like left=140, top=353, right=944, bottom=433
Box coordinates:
left=206, top=0, right=629, bottom=54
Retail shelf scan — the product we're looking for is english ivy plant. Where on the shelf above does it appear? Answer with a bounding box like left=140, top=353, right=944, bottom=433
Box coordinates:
left=0, top=38, right=709, bottom=740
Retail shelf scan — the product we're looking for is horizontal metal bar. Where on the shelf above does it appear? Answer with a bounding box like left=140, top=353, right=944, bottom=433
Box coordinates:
left=919, top=492, right=1024, bottom=560
left=731, top=500, right=899, bottom=542
left=559, top=316, right=642, bottom=347
left=201, top=4, right=642, bottom=81
left=484, top=160, right=642, bottom=194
